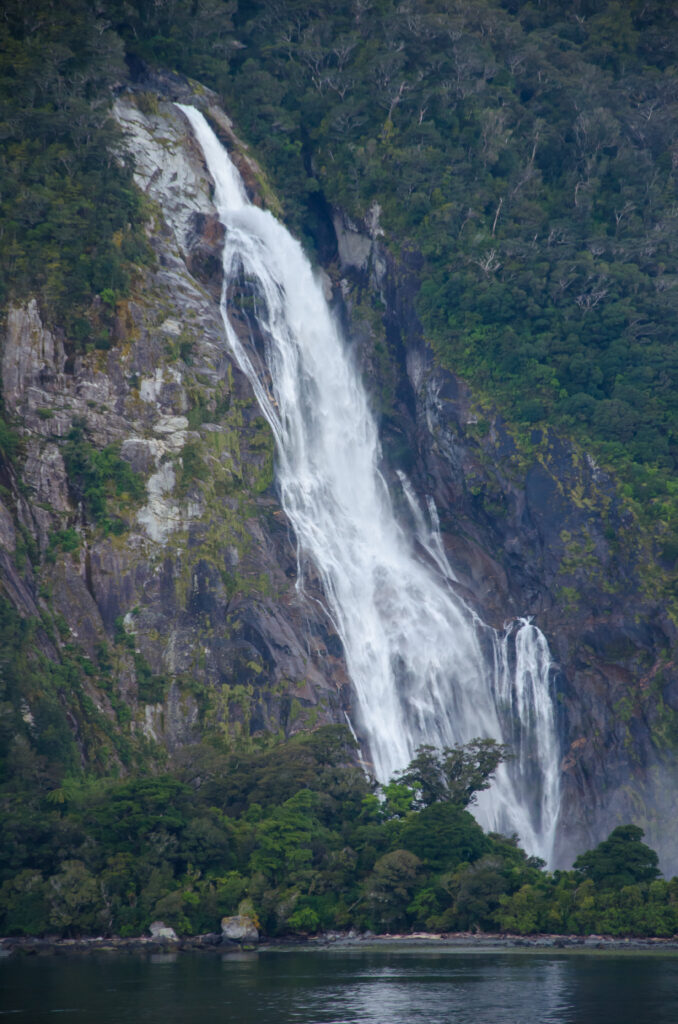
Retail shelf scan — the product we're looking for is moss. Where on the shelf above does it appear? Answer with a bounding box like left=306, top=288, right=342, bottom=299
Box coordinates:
left=614, top=695, right=636, bottom=725
left=62, top=421, right=145, bottom=535
left=556, top=585, right=580, bottom=614
left=176, top=439, right=207, bottom=496
left=46, top=528, right=81, bottom=564
left=134, top=651, right=167, bottom=704
left=165, top=327, right=196, bottom=364
left=135, top=91, right=160, bottom=116
left=200, top=681, right=255, bottom=745
left=14, top=524, right=39, bottom=571
left=245, top=416, right=275, bottom=494
left=169, top=388, right=278, bottom=610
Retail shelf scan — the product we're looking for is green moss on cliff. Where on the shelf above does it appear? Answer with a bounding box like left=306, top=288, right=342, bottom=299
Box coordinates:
left=62, top=421, right=145, bottom=535
left=0, top=596, right=142, bottom=781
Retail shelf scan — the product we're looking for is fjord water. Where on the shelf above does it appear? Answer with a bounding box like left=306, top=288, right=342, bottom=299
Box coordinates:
left=177, top=106, right=559, bottom=861
left=4, top=949, right=678, bottom=1024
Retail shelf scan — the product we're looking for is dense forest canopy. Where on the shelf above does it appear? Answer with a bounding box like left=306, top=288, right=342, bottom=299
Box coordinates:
left=0, top=0, right=152, bottom=332
left=3, top=720, right=678, bottom=939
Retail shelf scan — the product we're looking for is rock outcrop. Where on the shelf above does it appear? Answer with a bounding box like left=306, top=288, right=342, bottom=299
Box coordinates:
left=149, top=921, right=179, bottom=941
left=221, top=914, right=259, bottom=944
left=0, top=87, right=351, bottom=768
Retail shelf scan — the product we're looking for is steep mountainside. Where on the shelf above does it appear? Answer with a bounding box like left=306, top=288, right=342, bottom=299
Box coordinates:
left=1, top=0, right=678, bottom=875
left=0, top=85, right=351, bottom=789
left=332, top=222, right=678, bottom=867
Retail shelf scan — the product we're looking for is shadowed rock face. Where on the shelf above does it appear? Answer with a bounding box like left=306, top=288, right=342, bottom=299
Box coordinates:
left=415, top=370, right=678, bottom=869
left=2, top=73, right=677, bottom=872
left=329, top=208, right=678, bottom=871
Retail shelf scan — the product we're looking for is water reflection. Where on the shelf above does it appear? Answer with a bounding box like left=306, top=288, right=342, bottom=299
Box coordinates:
left=276, top=954, right=573, bottom=1024
left=2, top=949, right=678, bottom=1024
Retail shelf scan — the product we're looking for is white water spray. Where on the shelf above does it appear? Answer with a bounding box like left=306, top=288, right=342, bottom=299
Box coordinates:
left=177, top=105, right=561, bottom=862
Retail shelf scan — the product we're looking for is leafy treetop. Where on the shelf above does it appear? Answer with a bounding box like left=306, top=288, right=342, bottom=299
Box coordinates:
left=394, top=739, right=508, bottom=809
left=573, top=824, right=660, bottom=890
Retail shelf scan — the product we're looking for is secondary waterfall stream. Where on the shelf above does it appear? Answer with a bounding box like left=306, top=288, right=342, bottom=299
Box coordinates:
left=178, top=105, right=561, bottom=862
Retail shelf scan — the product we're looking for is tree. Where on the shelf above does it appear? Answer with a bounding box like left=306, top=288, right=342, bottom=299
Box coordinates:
left=495, top=882, right=550, bottom=935
left=365, top=849, right=422, bottom=930
left=47, top=860, right=102, bottom=935
left=394, top=738, right=508, bottom=808
left=442, top=738, right=509, bottom=807
left=444, top=855, right=510, bottom=931
left=393, top=745, right=448, bottom=807
left=0, top=870, right=49, bottom=936
left=573, top=825, right=660, bottom=890
left=398, top=802, right=490, bottom=870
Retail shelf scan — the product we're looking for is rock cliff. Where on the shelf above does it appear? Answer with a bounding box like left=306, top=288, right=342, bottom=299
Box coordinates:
left=331, top=207, right=678, bottom=871
left=2, top=73, right=677, bottom=871
left=0, top=85, right=350, bottom=770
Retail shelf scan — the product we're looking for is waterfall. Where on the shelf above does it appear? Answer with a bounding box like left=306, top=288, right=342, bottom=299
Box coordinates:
left=177, top=105, right=561, bottom=862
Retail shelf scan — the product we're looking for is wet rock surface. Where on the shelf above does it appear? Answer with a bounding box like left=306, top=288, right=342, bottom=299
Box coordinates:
left=221, top=914, right=259, bottom=944
left=4, top=930, right=678, bottom=958
left=331, top=206, right=678, bottom=871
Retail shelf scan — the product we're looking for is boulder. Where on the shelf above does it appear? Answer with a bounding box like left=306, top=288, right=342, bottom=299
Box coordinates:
left=149, top=921, right=179, bottom=941
left=220, top=914, right=259, bottom=944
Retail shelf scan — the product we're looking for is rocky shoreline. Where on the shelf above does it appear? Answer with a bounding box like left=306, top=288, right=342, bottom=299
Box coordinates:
left=4, top=930, right=678, bottom=958
left=309, top=931, right=678, bottom=952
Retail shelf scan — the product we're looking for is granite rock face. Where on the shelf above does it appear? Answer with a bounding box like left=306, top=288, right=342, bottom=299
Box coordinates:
left=149, top=921, right=179, bottom=941
left=220, top=914, right=259, bottom=944
left=0, top=87, right=350, bottom=767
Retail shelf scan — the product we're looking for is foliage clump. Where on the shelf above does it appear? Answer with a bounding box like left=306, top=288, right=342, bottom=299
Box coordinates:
left=394, top=738, right=508, bottom=808
left=1, top=720, right=677, bottom=941
left=63, top=420, right=144, bottom=534
left=573, top=824, right=660, bottom=890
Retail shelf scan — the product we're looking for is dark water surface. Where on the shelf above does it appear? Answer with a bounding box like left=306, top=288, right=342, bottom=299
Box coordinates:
left=2, top=948, right=678, bottom=1024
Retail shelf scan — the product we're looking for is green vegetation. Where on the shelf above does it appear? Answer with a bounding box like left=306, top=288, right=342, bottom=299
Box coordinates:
left=46, top=528, right=80, bottom=563
left=105, top=0, right=236, bottom=96
left=0, top=596, right=136, bottom=784
left=7, top=1, right=674, bottom=561
left=215, top=0, right=678, bottom=578
left=573, top=824, right=659, bottom=889
left=3, top=0, right=678, bottom=943
left=63, top=420, right=144, bottom=534
left=394, top=739, right=508, bottom=808
left=1, top=722, right=677, bottom=939
left=0, top=401, right=21, bottom=470
left=0, top=0, right=151, bottom=330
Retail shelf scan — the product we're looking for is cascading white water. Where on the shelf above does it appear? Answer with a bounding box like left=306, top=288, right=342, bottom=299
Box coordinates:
left=178, top=105, right=561, bottom=862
